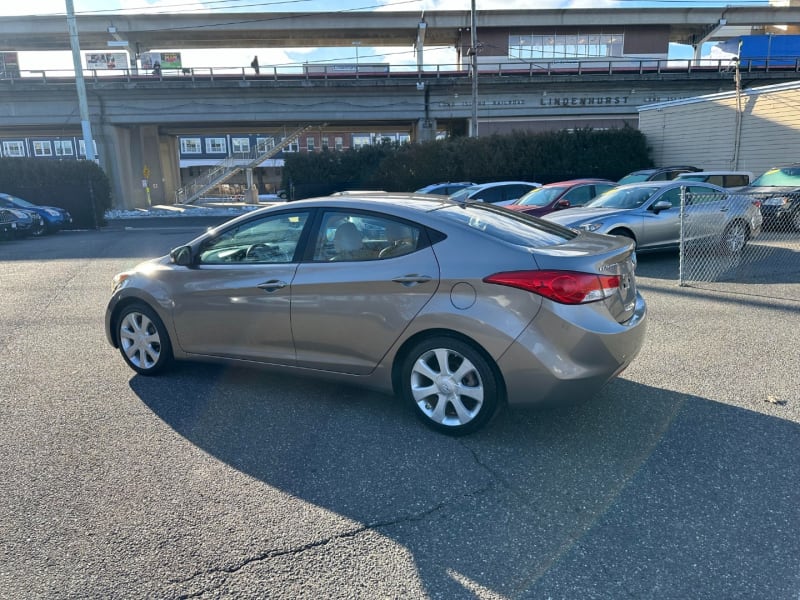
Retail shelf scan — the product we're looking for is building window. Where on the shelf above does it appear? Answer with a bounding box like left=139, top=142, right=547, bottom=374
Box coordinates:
left=54, top=140, right=74, bottom=156
left=78, top=139, right=98, bottom=158
left=256, top=137, right=275, bottom=153
left=33, top=141, right=53, bottom=157
left=2, top=140, right=25, bottom=157
left=206, top=137, right=227, bottom=154
left=306, top=136, right=315, bottom=152
left=509, top=32, right=624, bottom=61
left=231, top=137, right=250, bottom=154
left=321, top=136, right=329, bottom=150
left=334, top=136, right=343, bottom=151
left=352, top=134, right=371, bottom=149
left=282, top=137, right=299, bottom=153
left=181, top=138, right=202, bottom=154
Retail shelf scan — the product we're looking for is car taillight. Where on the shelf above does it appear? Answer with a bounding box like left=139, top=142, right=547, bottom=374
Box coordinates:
left=484, top=270, right=621, bottom=305
left=752, top=199, right=762, bottom=208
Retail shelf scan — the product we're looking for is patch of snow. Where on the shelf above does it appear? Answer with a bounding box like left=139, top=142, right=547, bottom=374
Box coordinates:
left=105, top=203, right=266, bottom=220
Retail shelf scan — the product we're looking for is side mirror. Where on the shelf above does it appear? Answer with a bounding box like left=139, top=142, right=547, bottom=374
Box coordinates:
left=651, top=200, right=672, bottom=214
left=556, top=199, right=570, bottom=208
left=170, top=245, right=194, bottom=266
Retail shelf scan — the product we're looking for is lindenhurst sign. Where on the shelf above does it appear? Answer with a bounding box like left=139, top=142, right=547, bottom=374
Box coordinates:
left=437, top=93, right=690, bottom=110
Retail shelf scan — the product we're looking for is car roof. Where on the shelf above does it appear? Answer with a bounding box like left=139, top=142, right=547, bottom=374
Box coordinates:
left=614, top=180, right=723, bottom=190
left=629, top=166, right=698, bottom=174
left=469, top=181, right=541, bottom=189
left=540, top=178, right=615, bottom=187
left=281, top=192, right=455, bottom=211
left=675, top=170, right=753, bottom=177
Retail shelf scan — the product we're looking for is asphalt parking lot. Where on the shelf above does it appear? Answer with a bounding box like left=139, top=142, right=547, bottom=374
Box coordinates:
left=1, top=221, right=799, bottom=599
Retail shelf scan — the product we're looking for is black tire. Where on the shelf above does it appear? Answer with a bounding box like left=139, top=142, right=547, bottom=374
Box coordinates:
left=116, top=303, right=173, bottom=375
left=792, top=210, right=800, bottom=233
left=31, top=220, right=47, bottom=237
left=400, top=336, right=500, bottom=436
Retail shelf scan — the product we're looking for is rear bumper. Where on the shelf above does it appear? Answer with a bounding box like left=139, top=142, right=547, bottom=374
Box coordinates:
left=498, top=291, right=647, bottom=407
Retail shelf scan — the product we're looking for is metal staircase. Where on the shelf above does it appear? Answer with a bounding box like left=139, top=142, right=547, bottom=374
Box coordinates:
left=175, top=124, right=315, bottom=205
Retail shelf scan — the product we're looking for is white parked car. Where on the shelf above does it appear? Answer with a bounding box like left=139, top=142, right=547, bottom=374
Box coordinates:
left=675, top=171, right=754, bottom=188
left=448, top=181, right=541, bottom=206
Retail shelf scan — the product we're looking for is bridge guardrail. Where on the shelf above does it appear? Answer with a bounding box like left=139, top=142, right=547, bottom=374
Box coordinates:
left=3, top=58, right=799, bottom=85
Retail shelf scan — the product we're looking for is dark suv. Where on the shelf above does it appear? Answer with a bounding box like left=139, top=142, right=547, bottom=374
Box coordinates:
left=736, top=164, right=800, bottom=231
left=618, top=166, right=700, bottom=185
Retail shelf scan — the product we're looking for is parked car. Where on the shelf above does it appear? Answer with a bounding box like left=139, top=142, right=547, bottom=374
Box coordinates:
left=617, top=166, right=700, bottom=185
left=734, top=164, right=800, bottom=231
left=0, top=207, right=42, bottom=238
left=105, top=193, right=646, bottom=436
left=675, top=171, right=754, bottom=188
left=0, top=208, right=21, bottom=240
left=448, top=181, right=542, bottom=206
left=0, top=193, right=72, bottom=235
left=506, top=179, right=617, bottom=217
left=543, top=181, right=762, bottom=254
left=415, top=182, right=476, bottom=196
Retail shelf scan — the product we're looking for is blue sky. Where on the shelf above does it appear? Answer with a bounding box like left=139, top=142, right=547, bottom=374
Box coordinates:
left=1, top=0, right=768, bottom=71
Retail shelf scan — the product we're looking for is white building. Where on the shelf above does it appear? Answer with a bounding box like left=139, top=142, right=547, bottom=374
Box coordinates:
left=638, top=80, right=800, bottom=177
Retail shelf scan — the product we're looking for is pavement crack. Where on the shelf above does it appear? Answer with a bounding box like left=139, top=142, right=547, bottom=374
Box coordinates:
left=171, top=491, right=495, bottom=597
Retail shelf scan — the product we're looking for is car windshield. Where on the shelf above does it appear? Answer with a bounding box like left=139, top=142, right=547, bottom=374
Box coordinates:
left=617, top=171, right=654, bottom=185
left=751, top=166, right=800, bottom=187
left=514, top=186, right=567, bottom=207
left=586, top=186, right=659, bottom=209
left=440, top=203, right=577, bottom=247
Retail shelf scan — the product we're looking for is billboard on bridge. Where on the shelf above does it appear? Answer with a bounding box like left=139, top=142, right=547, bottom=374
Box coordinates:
left=0, top=52, right=20, bottom=78
left=86, top=53, right=129, bottom=70
left=140, top=52, right=183, bottom=70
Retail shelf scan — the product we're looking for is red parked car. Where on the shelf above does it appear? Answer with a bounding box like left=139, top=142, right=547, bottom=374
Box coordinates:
left=507, top=179, right=617, bottom=217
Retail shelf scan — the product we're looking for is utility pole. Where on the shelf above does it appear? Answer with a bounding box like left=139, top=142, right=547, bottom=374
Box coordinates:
left=65, top=0, right=96, bottom=161
left=470, top=0, right=479, bottom=137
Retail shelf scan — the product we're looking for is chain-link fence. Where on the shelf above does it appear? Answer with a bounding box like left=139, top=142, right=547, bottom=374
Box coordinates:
left=678, top=190, right=800, bottom=301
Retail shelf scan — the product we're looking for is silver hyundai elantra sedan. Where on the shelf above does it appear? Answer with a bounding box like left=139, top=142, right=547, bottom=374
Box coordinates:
left=105, top=193, right=647, bottom=435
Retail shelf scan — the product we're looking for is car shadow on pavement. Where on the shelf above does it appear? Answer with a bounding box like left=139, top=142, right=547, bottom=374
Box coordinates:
left=131, top=364, right=800, bottom=598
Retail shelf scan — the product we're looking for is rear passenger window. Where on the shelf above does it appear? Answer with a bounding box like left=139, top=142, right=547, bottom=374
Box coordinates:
left=725, top=175, right=749, bottom=187
left=312, top=212, right=421, bottom=262
left=442, top=204, right=577, bottom=247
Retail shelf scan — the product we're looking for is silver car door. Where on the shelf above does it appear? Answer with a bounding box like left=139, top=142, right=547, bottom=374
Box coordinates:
left=169, top=211, right=309, bottom=364
left=640, top=187, right=682, bottom=249
left=291, top=211, right=440, bottom=375
left=683, top=185, right=730, bottom=242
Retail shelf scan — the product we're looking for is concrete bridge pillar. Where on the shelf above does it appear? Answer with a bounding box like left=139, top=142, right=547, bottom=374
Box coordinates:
left=416, top=118, right=437, bottom=143
left=99, top=124, right=179, bottom=209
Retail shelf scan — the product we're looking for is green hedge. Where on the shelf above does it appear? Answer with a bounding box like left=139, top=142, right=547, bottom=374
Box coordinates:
left=283, top=127, right=652, bottom=199
left=0, top=158, right=112, bottom=229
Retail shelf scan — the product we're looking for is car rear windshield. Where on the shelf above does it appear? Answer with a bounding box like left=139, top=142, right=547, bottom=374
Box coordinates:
left=439, top=203, right=577, bottom=247
left=751, top=166, right=800, bottom=187
left=617, top=171, right=654, bottom=185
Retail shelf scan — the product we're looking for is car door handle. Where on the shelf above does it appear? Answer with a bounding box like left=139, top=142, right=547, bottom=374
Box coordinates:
left=257, top=280, right=287, bottom=292
left=392, top=275, right=433, bottom=287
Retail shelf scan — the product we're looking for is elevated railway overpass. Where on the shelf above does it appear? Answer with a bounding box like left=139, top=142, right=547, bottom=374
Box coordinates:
left=1, top=7, right=799, bottom=208
left=3, top=61, right=798, bottom=208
